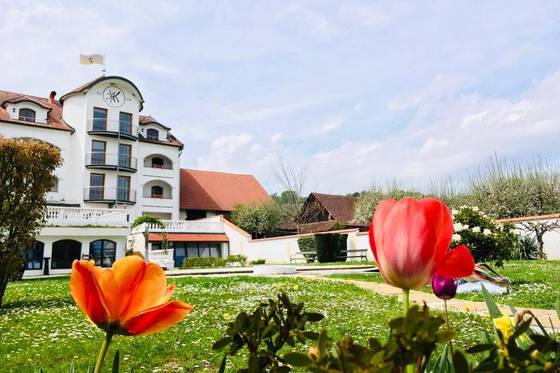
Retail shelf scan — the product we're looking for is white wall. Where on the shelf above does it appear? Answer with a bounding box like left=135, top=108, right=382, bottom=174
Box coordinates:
left=511, top=219, right=560, bottom=259
left=5, top=102, right=49, bottom=123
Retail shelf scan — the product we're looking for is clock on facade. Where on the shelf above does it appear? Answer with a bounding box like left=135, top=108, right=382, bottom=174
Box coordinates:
left=103, top=86, right=125, bottom=107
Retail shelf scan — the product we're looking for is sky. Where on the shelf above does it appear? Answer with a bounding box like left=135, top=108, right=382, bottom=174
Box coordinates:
left=1, top=1, right=560, bottom=195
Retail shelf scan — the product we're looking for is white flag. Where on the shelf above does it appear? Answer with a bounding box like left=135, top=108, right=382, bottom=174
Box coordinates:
left=80, top=54, right=104, bottom=65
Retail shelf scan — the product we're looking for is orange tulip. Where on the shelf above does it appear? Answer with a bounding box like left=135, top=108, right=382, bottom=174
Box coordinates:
left=70, top=255, right=192, bottom=336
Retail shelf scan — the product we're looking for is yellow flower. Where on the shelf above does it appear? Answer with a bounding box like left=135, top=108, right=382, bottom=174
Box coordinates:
left=493, top=315, right=514, bottom=341
left=249, top=288, right=255, bottom=295
left=223, top=313, right=230, bottom=319
left=292, top=284, right=300, bottom=291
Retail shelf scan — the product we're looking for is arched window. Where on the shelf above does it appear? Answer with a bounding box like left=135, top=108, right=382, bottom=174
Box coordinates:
left=151, top=157, right=164, bottom=168
left=89, top=239, right=116, bottom=267
left=52, top=239, right=81, bottom=269
left=19, top=108, right=36, bottom=122
left=151, top=185, right=164, bottom=198
left=146, top=128, right=159, bottom=140
left=24, top=241, right=44, bottom=270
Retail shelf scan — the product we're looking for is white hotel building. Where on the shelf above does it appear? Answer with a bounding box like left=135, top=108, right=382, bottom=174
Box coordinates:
left=0, top=75, right=255, bottom=276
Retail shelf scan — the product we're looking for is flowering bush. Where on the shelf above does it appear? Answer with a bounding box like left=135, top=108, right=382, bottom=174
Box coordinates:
left=451, top=206, right=517, bottom=266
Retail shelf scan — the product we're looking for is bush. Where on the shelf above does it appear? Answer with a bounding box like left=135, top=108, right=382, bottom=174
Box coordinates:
left=452, top=206, right=517, bottom=266
left=515, top=235, right=538, bottom=260
left=225, top=255, right=247, bottom=266
left=316, top=233, right=348, bottom=263
left=250, top=259, right=266, bottom=265
left=131, top=215, right=163, bottom=228
left=182, top=256, right=225, bottom=268
left=297, top=236, right=317, bottom=262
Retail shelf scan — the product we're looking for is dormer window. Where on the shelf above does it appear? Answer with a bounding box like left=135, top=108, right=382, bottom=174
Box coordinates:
left=19, top=108, right=36, bottom=122
left=146, top=128, right=159, bottom=140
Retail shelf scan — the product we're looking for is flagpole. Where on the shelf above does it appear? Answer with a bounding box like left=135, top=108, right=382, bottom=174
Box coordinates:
left=101, top=54, right=106, bottom=76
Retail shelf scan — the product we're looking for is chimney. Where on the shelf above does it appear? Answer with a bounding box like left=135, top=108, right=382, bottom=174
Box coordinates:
left=48, top=91, right=56, bottom=104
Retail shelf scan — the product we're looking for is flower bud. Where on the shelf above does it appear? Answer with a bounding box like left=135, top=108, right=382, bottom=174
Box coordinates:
left=432, top=273, right=458, bottom=300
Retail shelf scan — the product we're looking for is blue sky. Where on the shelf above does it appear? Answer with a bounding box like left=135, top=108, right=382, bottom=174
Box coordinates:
left=1, top=1, right=560, bottom=194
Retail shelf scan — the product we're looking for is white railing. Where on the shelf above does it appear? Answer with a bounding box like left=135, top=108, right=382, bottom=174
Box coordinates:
left=147, top=249, right=174, bottom=269
left=88, top=118, right=139, bottom=137
left=86, top=152, right=138, bottom=170
left=45, top=207, right=130, bottom=227
left=146, top=220, right=224, bottom=233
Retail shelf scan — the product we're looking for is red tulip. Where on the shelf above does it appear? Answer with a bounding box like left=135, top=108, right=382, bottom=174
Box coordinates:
left=369, top=197, right=475, bottom=290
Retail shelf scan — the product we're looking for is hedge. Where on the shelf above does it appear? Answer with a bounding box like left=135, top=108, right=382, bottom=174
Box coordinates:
left=182, top=256, right=225, bottom=268
left=301, top=233, right=348, bottom=263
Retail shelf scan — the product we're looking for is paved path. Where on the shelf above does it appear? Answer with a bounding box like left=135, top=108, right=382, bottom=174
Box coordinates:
left=302, top=274, right=560, bottom=329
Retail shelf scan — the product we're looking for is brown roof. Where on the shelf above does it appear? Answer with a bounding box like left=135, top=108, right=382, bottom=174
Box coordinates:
left=310, top=192, right=358, bottom=225
left=496, top=213, right=560, bottom=223
left=0, top=90, right=74, bottom=132
left=180, top=168, right=271, bottom=211
left=148, top=233, right=229, bottom=242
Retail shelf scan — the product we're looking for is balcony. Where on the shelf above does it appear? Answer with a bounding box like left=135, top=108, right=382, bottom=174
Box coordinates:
left=84, top=187, right=136, bottom=204
left=87, top=118, right=139, bottom=140
left=45, top=206, right=129, bottom=227
left=146, top=220, right=225, bottom=233
left=86, top=152, right=137, bottom=172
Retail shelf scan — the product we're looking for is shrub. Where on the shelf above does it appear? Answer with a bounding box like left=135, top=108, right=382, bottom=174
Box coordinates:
left=452, top=206, right=517, bottom=266
left=182, top=256, right=225, bottom=268
left=297, top=236, right=317, bottom=262
left=250, top=259, right=266, bottom=265
left=515, top=235, right=538, bottom=260
left=225, top=255, right=247, bottom=266
left=315, top=233, right=348, bottom=263
left=131, top=215, right=163, bottom=228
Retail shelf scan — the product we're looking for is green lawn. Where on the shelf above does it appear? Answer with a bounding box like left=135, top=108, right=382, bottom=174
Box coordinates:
left=327, top=260, right=560, bottom=310
left=0, top=275, right=491, bottom=372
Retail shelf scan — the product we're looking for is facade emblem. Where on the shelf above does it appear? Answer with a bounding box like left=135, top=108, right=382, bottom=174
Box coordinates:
left=103, top=86, right=125, bottom=107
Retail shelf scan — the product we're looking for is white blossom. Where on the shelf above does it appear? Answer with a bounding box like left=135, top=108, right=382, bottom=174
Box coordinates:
left=453, top=223, right=464, bottom=232
left=451, top=209, right=458, bottom=215
left=483, top=229, right=492, bottom=236
left=472, top=226, right=481, bottom=233
left=452, top=234, right=461, bottom=241
left=472, top=206, right=480, bottom=212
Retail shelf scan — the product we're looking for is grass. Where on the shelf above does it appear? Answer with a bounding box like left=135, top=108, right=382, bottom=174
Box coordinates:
left=327, top=260, right=560, bottom=310
left=0, top=275, right=490, bottom=372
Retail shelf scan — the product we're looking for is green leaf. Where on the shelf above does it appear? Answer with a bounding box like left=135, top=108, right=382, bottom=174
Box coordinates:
left=437, top=344, right=450, bottom=373
left=466, top=344, right=495, bottom=354
left=453, top=350, right=470, bottom=373
left=555, top=295, right=560, bottom=319
left=218, top=354, right=227, bottom=373
left=111, top=350, right=119, bottom=373
left=511, top=319, right=531, bottom=340
left=213, top=337, right=233, bottom=350
left=283, top=352, right=313, bottom=367
left=481, top=284, right=502, bottom=318
left=305, top=312, right=324, bottom=322
left=303, top=331, right=319, bottom=340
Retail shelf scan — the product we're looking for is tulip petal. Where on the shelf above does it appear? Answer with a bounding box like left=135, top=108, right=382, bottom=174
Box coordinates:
left=70, top=260, right=108, bottom=325
left=369, top=199, right=398, bottom=264
left=122, top=262, right=169, bottom=322
left=435, top=244, right=475, bottom=278
left=123, top=300, right=193, bottom=336
left=110, top=255, right=146, bottom=315
left=94, top=268, right=121, bottom=321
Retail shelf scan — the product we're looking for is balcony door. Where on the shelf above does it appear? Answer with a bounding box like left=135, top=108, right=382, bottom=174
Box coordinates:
left=93, top=107, right=108, bottom=130
left=119, top=112, right=133, bottom=135
left=89, top=173, right=105, bottom=199
left=118, top=143, right=132, bottom=168
left=91, top=140, right=106, bottom=165
left=117, top=175, right=130, bottom=202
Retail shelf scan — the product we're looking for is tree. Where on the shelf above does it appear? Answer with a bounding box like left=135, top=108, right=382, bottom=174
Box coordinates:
left=272, top=158, right=308, bottom=231
left=231, top=202, right=283, bottom=238
left=0, top=138, right=61, bottom=306
left=468, top=156, right=560, bottom=259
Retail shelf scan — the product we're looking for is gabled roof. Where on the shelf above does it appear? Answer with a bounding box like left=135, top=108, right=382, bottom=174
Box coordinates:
left=0, top=90, right=74, bottom=132
left=180, top=168, right=271, bottom=211
left=139, top=115, right=171, bottom=130
left=307, top=192, right=358, bottom=224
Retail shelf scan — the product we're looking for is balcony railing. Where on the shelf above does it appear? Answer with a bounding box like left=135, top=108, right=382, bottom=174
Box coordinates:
left=45, top=206, right=129, bottom=227
left=86, top=152, right=138, bottom=171
left=87, top=118, right=139, bottom=139
left=143, top=192, right=172, bottom=199
left=146, top=220, right=225, bottom=233
left=84, top=187, right=137, bottom=204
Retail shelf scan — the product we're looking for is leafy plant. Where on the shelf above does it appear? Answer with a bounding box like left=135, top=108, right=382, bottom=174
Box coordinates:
left=213, top=292, right=324, bottom=372
left=131, top=215, right=164, bottom=228
left=250, top=259, right=266, bottom=265
left=315, top=234, right=347, bottom=263
left=231, top=202, right=283, bottom=238
left=182, top=256, right=225, bottom=268
left=515, top=236, right=538, bottom=260
left=226, top=255, right=248, bottom=266
left=297, top=236, right=317, bottom=262
left=285, top=304, right=450, bottom=372
left=452, top=206, right=517, bottom=266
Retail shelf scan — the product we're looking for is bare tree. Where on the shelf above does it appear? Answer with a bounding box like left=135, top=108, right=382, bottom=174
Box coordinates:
left=518, top=219, right=560, bottom=260
left=272, top=158, right=309, bottom=232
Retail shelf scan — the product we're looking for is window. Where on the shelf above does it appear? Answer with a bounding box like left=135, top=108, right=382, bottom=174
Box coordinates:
left=50, top=177, right=59, bottom=193
left=24, top=241, right=44, bottom=270
left=146, top=128, right=159, bottom=140
left=91, top=140, right=106, bottom=165
left=52, top=240, right=81, bottom=269
left=19, top=108, right=36, bottom=122
left=92, top=107, right=108, bottom=130
left=118, top=143, right=132, bottom=168
left=173, top=242, right=222, bottom=268
left=89, top=240, right=116, bottom=267
left=151, top=157, right=164, bottom=168
left=89, top=173, right=105, bottom=199
left=117, top=175, right=131, bottom=201
left=151, top=185, right=164, bottom=198
left=119, top=112, right=133, bottom=135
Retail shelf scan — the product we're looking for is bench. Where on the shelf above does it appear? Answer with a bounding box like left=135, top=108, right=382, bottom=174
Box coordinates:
left=337, top=249, right=368, bottom=262
left=290, top=251, right=317, bottom=263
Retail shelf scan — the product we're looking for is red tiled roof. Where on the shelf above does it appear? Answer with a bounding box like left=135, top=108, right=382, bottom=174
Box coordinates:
left=310, top=192, right=359, bottom=225
left=180, top=168, right=271, bottom=211
left=496, top=213, right=560, bottom=223
left=0, top=90, right=74, bottom=132
left=148, top=233, right=229, bottom=242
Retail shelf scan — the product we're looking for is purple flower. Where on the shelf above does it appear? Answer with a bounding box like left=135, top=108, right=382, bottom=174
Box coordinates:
left=432, top=273, right=458, bottom=300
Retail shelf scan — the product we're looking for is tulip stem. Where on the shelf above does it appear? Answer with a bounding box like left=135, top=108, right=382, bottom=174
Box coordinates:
left=94, top=331, right=113, bottom=373
left=444, top=300, right=454, bottom=358
left=402, top=289, right=414, bottom=373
